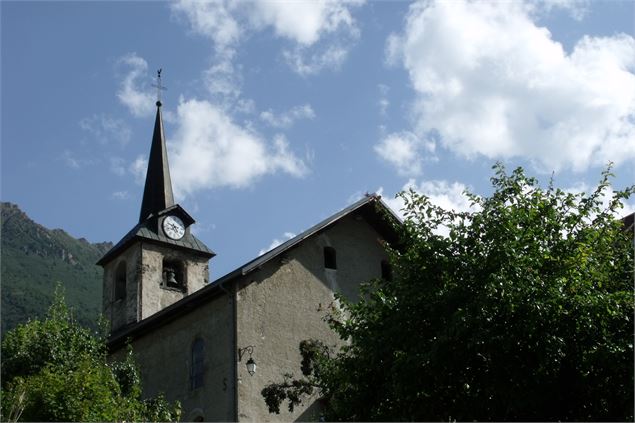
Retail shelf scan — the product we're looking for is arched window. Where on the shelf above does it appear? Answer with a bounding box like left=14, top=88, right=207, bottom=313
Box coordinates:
left=324, top=246, right=337, bottom=270
left=191, top=338, right=205, bottom=390
left=381, top=259, right=393, bottom=282
left=115, top=261, right=127, bottom=300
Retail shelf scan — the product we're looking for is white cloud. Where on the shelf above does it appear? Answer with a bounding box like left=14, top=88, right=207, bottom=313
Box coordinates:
left=110, top=157, right=126, bottom=176
left=129, top=155, right=148, bottom=185
left=375, top=131, right=435, bottom=176
left=378, top=84, right=390, bottom=117
left=388, top=0, right=635, bottom=172
left=565, top=183, right=635, bottom=218
left=379, top=179, right=479, bottom=237
left=116, top=53, right=154, bottom=117
left=111, top=191, right=130, bottom=200
left=249, top=1, right=361, bottom=46
left=61, top=151, right=96, bottom=169
left=171, top=0, right=364, bottom=77
left=260, top=104, right=315, bottom=128
left=528, top=0, right=590, bottom=21
left=170, top=98, right=308, bottom=198
left=79, top=114, right=131, bottom=146
left=380, top=179, right=477, bottom=220
left=258, top=232, right=296, bottom=256
left=282, top=44, right=350, bottom=76
left=171, top=0, right=242, bottom=52
left=202, top=54, right=243, bottom=102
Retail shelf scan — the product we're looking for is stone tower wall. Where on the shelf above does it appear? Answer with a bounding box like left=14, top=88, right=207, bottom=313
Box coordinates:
left=102, top=241, right=210, bottom=331
left=102, top=243, right=142, bottom=331
left=139, top=242, right=209, bottom=320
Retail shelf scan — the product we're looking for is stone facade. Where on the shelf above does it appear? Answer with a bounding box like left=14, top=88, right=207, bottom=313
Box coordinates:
left=102, top=241, right=210, bottom=332
left=110, top=210, right=391, bottom=422
left=114, top=293, right=235, bottom=422
left=102, top=243, right=142, bottom=330
left=139, top=242, right=209, bottom=320
left=235, top=213, right=389, bottom=422
left=100, top=99, right=398, bottom=422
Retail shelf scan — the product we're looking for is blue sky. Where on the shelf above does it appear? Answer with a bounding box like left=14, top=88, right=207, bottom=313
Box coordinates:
left=2, top=0, right=634, bottom=278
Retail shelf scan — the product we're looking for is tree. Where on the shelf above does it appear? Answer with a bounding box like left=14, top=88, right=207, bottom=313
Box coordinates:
left=262, top=164, right=635, bottom=421
left=1, top=288, right=181, bottom=422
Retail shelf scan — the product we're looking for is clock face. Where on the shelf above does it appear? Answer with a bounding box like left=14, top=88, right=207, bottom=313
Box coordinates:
left=163, top=215, right=185, bottom=240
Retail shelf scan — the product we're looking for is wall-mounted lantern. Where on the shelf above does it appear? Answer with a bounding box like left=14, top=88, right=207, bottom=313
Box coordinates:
left=238, top=345, right=257, bottom=376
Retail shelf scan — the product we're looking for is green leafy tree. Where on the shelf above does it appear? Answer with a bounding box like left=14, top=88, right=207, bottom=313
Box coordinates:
left=263, top=164, right=635, bottom=421
left=1, top=288, right=181, bottom=422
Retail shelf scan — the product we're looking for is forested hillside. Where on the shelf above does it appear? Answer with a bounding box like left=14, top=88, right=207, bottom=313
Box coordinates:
left=1, top=202, right=112, bottom=334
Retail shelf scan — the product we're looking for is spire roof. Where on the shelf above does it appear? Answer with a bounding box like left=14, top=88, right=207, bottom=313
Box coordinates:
left=139, top=101, right=175, bottom=223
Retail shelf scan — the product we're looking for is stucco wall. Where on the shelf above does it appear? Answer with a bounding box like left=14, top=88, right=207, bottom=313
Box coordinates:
left=116, top=292, right=236, bottom=422
left=139, top=242, right=210, bottom=320
left=102, top=241, right=210, bottom=332
left=235, top=214, right=389, bottom=422
left=102, top=243, right=142, bottom=331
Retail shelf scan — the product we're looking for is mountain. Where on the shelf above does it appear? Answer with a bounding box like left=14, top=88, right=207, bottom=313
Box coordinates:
left=1, top=202, right=112, bottom=335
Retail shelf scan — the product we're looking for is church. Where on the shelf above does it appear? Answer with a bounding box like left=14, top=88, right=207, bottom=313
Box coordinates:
left=97, top=97, right=400, bottom=422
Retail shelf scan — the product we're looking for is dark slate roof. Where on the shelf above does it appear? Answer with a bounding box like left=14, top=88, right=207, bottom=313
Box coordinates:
left=139, top=102, right=175, bottom=223
left=623, top=212, right=634, bottom=234
left=97, top=211, right=215, bottom=266
left=240, top=194, right=400, bottom=275
left=107, top=194, right=400, bottom=350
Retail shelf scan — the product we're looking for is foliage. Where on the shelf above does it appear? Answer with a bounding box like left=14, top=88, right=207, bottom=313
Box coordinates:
left=0, top=288, right=181, bottom=422
left=263, top=164, right=635, bottom=421
left=261, top=340, right=328, bottom=414
left=1, top=202, right=111, bottom=335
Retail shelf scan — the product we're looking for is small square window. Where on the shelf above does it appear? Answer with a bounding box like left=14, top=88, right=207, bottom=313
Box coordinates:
left=324, top=247, right=337, bottom=270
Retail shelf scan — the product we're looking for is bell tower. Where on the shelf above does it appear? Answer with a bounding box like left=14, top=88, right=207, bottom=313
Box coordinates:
left=97, top=74, right=215, bottom=333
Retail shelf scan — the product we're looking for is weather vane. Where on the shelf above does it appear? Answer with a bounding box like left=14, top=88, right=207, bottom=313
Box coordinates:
left=152, top=68, right=167, bottom=105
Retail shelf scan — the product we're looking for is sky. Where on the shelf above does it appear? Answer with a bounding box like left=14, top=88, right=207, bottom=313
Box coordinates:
left=2, top=0, right=634, bottom=279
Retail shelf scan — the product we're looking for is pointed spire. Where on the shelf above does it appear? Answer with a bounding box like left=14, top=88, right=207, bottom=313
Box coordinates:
left=139, top=100, right=175, bottom=223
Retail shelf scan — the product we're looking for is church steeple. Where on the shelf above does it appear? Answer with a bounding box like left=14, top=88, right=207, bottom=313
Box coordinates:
left=98, top=68, right=214, bottom=333
left=139, top=100, right=175, bottom=223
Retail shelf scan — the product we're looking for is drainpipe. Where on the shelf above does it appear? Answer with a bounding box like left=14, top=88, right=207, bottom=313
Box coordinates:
left=219, top=279, right=238, bottom=422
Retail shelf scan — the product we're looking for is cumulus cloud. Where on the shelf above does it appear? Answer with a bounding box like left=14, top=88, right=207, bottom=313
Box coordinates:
left=116, top=53, right=154, bottom=117
left=528, top=0, right=590, bottom=20
left=381, top=179, right=477, bottom=220
left=387, top=0, right=635, bottom=172
left=375, top=131, right=435, bottom=176
left=249, top=1, right=361, bottom=45
left=282, top=44, right=351, bottom=76
left=171, top=0, right=364, bottom=77
left=169, top=98, right=308, bottom=198
left=171, top=0, right=241, bottom=51
left=79, top=114, right=131, bottom=146
left=129, top=155, right=148, bottom=185
left=260, top=104, right=315, bottom=128
left=258, top=232, right=296, bottom=256
left=380, top=178, right=479, bottom=236
left=202, top=58, right=243, bottom=101
left=565, top=183, right=635, bottom=218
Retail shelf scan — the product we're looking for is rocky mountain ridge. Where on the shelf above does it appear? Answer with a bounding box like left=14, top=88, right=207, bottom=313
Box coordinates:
left=1, top=202, right=113, bottom=334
